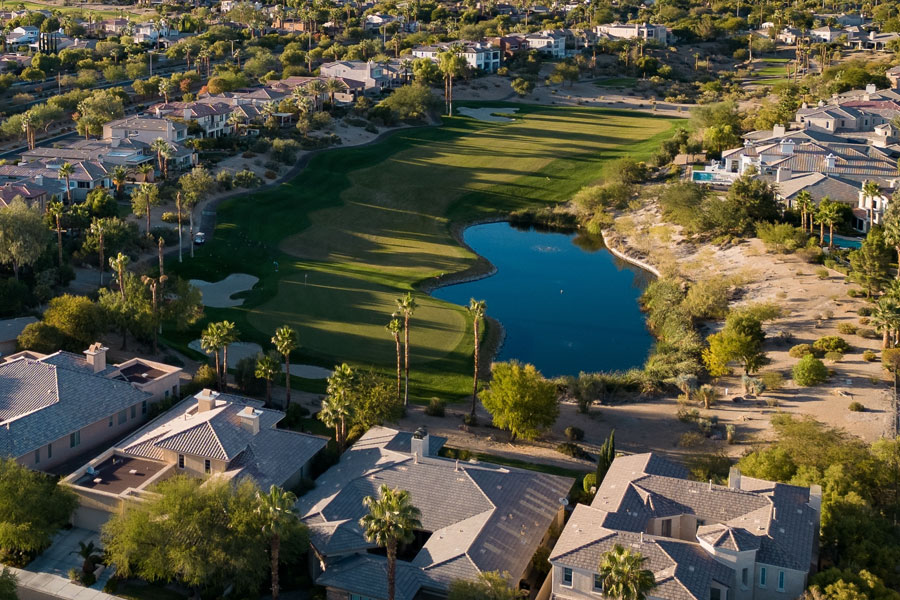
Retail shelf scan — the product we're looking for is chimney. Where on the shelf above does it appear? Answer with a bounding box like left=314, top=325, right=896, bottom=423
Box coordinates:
left=410, top=426, right=430, bottom=459
left=808, top=484, right=823, bottom=514
left=773, top=124, right=786, bottom=137
left=196, top=388, right=218, bottom=412
left=866, top=82, right=877, bottom=95
left=825, top=153, right=836, bottom=170
left=83, top=342, right=107, bottom=373
left=183, top=108, right=191, bottom=120
left=776, top=166, right=792, bottom=182
left=238, top=406, right=260, bottom=435
left=817, top=99, right=825, bottom=107
left=728, top=466, right=742, bottom=490
left=779, top=138, right=795, bottom=155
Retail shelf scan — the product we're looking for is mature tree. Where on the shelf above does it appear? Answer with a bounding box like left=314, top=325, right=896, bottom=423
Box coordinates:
left=385, top=317, right=402, bottom=404
left=0, top=458, right=78, bottom=563
left=319, top=363, right=355, bottom=449
left=219, top=320, right=239, bottom=389
left=272, top=325, right=298, bottom=409
left=98, top=272, right=151, bottom=351
left=467, top=299, right=486, bottom=419
left=47, top=201, right=66, bottom=269
left=447, top=571, right=523, bottom=599
left=596, top=430, right=616, bottom=485
left=256, top=485, right=297, bottom=600
left=510, top=77, right=535, bottom=97
left=141, top=274, right=168, bottom=355
left=57, top=162, right=74, bottom=203
left=350, top=370, right=404, bottom=430
left=111, top=165, right=128, bottom=200
left=703, top=310, right=766, bottom=376
left=438, top=50, right=467, bottom=115
left=480, top=360, right=558, bottom=442
left=201, top=322, right=225, bottom=390
left=179, top=167, right=214, bottom=259
left=793, top=354, right=829, bottom=386
left=0, top=198, right=47, bottom=280
left=35, top=294, right=105, bottom=351
left=850, top=227, right=893, bottom=297
left=254, top=353, right=281, bottom=407
left=818, top=198, right=842, bottom=249
left=150, top=138, right=171, bottom=179
left=597, top=545, right=656, bottom=600
left=0, top=568, right=16, bottom=600
left=130, top=183, right=161, bottom=237
left=883, top=193, right=900, bottom=278
left=359, top=485, right=422, bottom=600
left=795, top=190, right=814, bottom=232
left=74, top=89, right=124, bottom=139
left=703, top=123, right=741, bottom=154
left=395, top=293, right=417, bottom=406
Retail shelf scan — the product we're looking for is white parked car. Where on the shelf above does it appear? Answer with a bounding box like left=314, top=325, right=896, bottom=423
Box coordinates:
left=193, top=232, right=206, bottom=245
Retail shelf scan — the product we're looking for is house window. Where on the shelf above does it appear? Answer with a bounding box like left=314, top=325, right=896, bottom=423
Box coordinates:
left=711, top=588, right=721, bottom=600
left=69, top=431, right=80, bottom=448
left=204, top=460, right=211, bottom=474
left=562, top=567, right=573, bottom=587
left=118, top=410, right=127, bottom=425
left=661, top=519, right=672, bottom=537
left=760, top=567, right=767, bottom=588
left=178, top=454, right=185, bottom=468
left=108, top=416, right=114, bottom=427
left=131, top=405, right=136, bottom=419
left=164, top=390, right=170, bottom=399
left=742, top=568, right=749, bottom=588
left=593, top=573, right=603, bottom=592
left=47, top=443, right=52, bottom=459
left=34, top=449, right=40, bottom=464
left=778, top=571, right=785, bottom=592
left=77, top=181, right=90, bottom=189
left=142, top=400, right=147, bottom=415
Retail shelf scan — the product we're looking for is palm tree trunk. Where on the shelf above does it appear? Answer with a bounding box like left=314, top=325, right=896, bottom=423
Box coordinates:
left=896, top=246, right=900, bottom=279
left=270, top=533, right=280, bottom=600
left=55, top=218, right=63, bottom=267
left=265, top=379, right=272, bottom=406
left=471, top=319, right=479, bottom=417
left=177, top=194, right=183, bottom=263
left=387, top=541, right=397, bottom=600
left=146, top=207, right=151, bottom=238
left=820, top=222, right=824, bottom=245
left=284, top=354, right=291, bottom=409
left=829, top=223, right=835, bottom=249
left=189, top=208, right=195, bottom=258
left=403, top=317, right=410, bottom=406
left=214, top=350, right=221, bottom=391
left=394, top=335, right=402, bottom=404
left=223, top=345, right=229, bottom=390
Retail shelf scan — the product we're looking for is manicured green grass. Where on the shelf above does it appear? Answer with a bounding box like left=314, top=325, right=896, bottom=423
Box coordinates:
left=168, top=103, right=680, bottom=401
left=594, top=77, right=638, bottom=88
left=8, top=0, right=142, bottom=18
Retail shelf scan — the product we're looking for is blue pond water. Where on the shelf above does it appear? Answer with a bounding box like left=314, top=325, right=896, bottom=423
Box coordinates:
left=432, top=222, right=655, bottom=377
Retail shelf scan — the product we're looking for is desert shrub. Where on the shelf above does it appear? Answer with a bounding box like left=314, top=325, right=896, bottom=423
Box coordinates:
left=837, top=323, right=857, bottom=335
left=684, top=278, right=731, bottom=319
left=793, top=354, right=829, bottom=386
left=556, top=442, right=591, bottom=460
left=679, top=431, right=705, bottom=448
left=193, top=364, right=217, bottom=388
left=858, top=328, right=878, bottom=339
left=424, top=397, right=445, bottom=417
left=789, top=344, right=816, bottom=358
left=759, top=371, right=784, bottom=391
left=848, top=401, right=865, bottom=412
left=863, top=350, right=877, bottom=362
left=463, top=413, right=477, bottom=426
left=848, top=288, right=864, bottom=298
left=233, top=169, right=261, bottom=188
left=816, top=268, right=830, bottom=280
left=824, top=351, right=844, bottom=362
left=582, top=472, right=597, bottom=493
left=858, top=306, right=873, bottom=316
left=757, top=222, right=809, bottom=253
left=677, top=406, right=700, bottom=423
left=216, top=170, right=234, bottom=190
left=564, top=426, right=584, bottom=441
left=813, top=336, right=850, bottom=353
left=264, top=170, right=277, bottom=179
left=859, top=317, right=871, bottom=325
left=726, top=424, right=736, bottom=444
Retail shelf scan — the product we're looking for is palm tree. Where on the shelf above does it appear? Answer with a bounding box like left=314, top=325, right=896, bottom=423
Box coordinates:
left=112, top=165, right=128, bottom=199
left=872, top=298, right=900, bottom=349
left=597, top=545, right=656, bottom=600
left=141, top=273, right=168, bottom=355
left=175, top=191, right=184, bottom=263
left=256, top=485, right=298, bottom=600
left=89, top=218, right=106, bottom=287
left=272, top=325, right=298, bottom=409
left=359, top=485, right=422, bottom=600
left=814, top=198, right=829, bottom=246
left=385, top=317, right=402, bottom=404
left=795, top=190, right=814, bottom=232
left=219, top=320, right=239, bottom=390
left=819, top=199, right=842, bottom=249
left=151, top=137, right=169, bottom=177
left=48, top=201, right=65, bottom=268
left=862, top=180, right=881, bottom=232
left=395, top=292, right=417, bottom=406
left=137, top=162, right=154, bottom=183
left=306, top=79, right=327, bottom=111
left=319, top=363, right=355, bottom=449
left=227, top=111, right=245, bottom=135
left=255, top=353, right=281, bottom=406
left=201, top=322, right=225, bottom=389
left=324, top=77, right=347, bottom=107
left=131, top=183, right=159, bottom=237
left=439, top=50, right=466, bottom=115
left=467, top=298, right=486, bottom=419
left=57, top=162, right=74, bottom=203
left=109, top=252, right=129, bottom=301
left=884, top=194, right=900, bottom=279
left=72, top=541, right=102, bottom=575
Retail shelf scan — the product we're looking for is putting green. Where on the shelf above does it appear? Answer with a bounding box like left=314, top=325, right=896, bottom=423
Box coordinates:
left=171, top=103, right=680, bottom=400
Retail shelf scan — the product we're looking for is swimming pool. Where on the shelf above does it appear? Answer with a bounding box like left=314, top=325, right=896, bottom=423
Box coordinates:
left=824, top=234, right=863, bottom=249
left=692, top=171, right=716, bottom=182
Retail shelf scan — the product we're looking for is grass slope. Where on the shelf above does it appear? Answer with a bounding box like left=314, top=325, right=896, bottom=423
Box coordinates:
left=169, top=103, right=679, bottom=401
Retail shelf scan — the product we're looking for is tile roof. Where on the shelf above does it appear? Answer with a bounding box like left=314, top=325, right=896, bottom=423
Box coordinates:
left=300, top=426, right=573, bottom=595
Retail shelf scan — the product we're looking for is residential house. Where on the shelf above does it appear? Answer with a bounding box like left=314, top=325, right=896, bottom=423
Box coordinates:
left=0, top=317, right=37, bottom=355
left=6, top=26, right=39, bottom=46
left=62, top=388, right=327, bottom=531
left=318, top=60, right=404, bottom=97
left=198, top=87, right=287, bottom=108
left=0, top=159, right=109, bottom=203
left=364, top=12, right=397, bottom=31
left=549, top=453, right=821, bottom=600
left=22, top=138, right=156, bottom=169
left=148, top=101, right=235, bottom=138
left=0, top=344, right=182, bottom=474
left=300, top=426, right=574, bottom=599
left=596, top=22, right=670, bottom=45
left=104, top=115, right=188, bottom=145
left=100, top=18, right=129, bottom=35
left=810, top=25, right=845, bottom=42
left=0, top=180, right=56, bottom=210
left=411, top=41, right=502, bottom=72
left=0, top=53, right=31, bottom=71
left=525, top=30, right=567, bottom=58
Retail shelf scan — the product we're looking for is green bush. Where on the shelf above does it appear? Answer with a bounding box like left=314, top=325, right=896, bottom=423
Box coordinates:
left=556, top=442, right=591, bottom=460
left=858, top=306, right=873, bottom=316
left=858, top=328, right=878, bottom=339
left=863, top=350, right=877, bottom=362
left=757, top=222, right=809, bottom=253
left=788, top=344, right=816, bottom=358
left=848, top=401, right=865, bottom=412
left=848, top=288, right=864, bottom=298
left=837, top=323, right=858, bottom=335
left=824, top=351, right=844, bottom=362
left=582, top=472, right=597, bottom=493
left=564, top=426, right=585, bottom=441
left=193, top=364, right=217, bottom=388
left=813, top=336, right=851, bottom=353
left=679, top=431, right=705, bottom=448
left=793, top=354, right=829, bottom=386
left=816, top=268, right=830, bottom=279
left=424, top=397, right=445, bottom=417
left=759, top=371, right=784, bottom=391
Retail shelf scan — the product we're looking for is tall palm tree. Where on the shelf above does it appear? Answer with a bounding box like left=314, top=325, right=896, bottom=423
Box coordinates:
left=137, top=162, right=154, bottom=183
left=467, top=298, right=486, bottom=419
left=359, top=485, right=422, bottom=600
left=324, top=77, right=347, bottom=107
left=272, top=325, right=298, bottom=409
left=814, top=197, right=829, bottom=246
left=872, top=298, right=900, bottom=349
left=175, top=191, right=184, bottom=263
left=112, top=165, right=128, bottom=199
left=256, top=485, right=298, bottom=600
left=141, top=273, right=168, bottom=355
left=255, top=353, right=281, bottom=407
left=386, top=317, right=402, bottom=404
left=795, top=190, right=814, bottom=232
left=201, top=321, right=225, bottom=389
left=819, top=199, right=842, bottom=249
left=219, top=320, right=239, bottom=390
left=306, top=79, right=327, bottom=111
left=151, top=137, right=170, bottom=176
left=395, top=292, right=417, bottom=406
left=109, top=252, right=129, bottom=301
left=884, top=194, right=900, bottom=279
left=131, top=183, right=159, bottom=237
left=89, top=218, right=106, bottom=287
left=863, top=180, right=881, bottom=232
left=597, top=545, right=656, bottom=600
left=319, top=363, right=355, bottom=449
left=57, top=162, right=74, bottom=203
left=48, top=201, right=65, bottom=268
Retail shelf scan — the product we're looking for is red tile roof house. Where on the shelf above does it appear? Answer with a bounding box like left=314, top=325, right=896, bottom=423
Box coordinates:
left=62, top=388, right=328, bottom=532
left=0, top=344, right=182, bottom=475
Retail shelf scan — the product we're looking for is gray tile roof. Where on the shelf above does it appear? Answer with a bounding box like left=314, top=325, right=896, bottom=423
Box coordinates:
left=0, top=356, right=150, bottom=458
left=316, top=554, right=425, bottom=600
left=300, top=427, right=573, bottom=595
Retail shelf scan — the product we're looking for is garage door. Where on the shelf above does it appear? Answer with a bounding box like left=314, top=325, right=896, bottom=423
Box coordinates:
left=73, top=506, right=112, bottom=532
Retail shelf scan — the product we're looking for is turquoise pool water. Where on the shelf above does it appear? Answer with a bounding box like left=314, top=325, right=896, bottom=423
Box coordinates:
left=432, top=222, right=655, bottom=377
left=692, top=171, right=716, bottom=182
left=824, top=234, right=863, bottom=249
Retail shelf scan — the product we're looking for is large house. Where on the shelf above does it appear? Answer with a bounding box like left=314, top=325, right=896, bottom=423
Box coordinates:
left=0, top=344, right=182, bottom=473
left=411, top=41, right=502, bottom=73
left=63, top=388, right=328, bottom=531
left=549, top=453, right=821, bottom=600
left=148, top=101, right=235, bottom=138
left=0, top=158, right=109, bottom=203
left=103, top=115, right=188, bottom=145
left=596, top=22, right=670, bottom=46
left=299, top=426, right=574, bottom=599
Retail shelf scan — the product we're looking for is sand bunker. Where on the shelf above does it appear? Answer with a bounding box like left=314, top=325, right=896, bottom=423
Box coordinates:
left=188, top=340, right=333, bottom=379
left=189, top=274, right=259, bottom=308
left=457, top=107, right=519, bottom=122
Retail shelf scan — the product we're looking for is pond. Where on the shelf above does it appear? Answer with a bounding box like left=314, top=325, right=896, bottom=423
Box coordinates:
left=432, top=222, right=655, bottom=378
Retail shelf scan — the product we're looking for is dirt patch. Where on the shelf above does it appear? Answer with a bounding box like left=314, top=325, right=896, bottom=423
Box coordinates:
left=457, top=107, right=519, bottom=122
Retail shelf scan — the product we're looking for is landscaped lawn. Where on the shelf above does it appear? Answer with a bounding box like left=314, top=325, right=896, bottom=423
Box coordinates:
left=594, top=76, right=638, bottom=88
left=168, top=103, right=680, bottom=401
left=5, top=0, right=142, bottom=18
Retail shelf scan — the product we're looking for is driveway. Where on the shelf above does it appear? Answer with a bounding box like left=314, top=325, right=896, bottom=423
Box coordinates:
left=18, top=528, right=116, bottom=599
